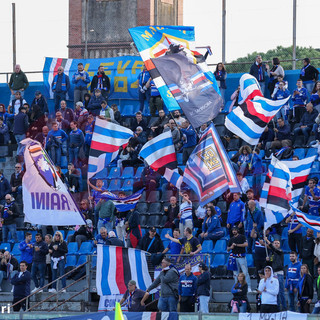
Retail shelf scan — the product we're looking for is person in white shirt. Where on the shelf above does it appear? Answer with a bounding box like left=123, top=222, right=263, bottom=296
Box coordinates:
left=258, top=266, right=279, bottom=313
left=178, top=192, right=193, bottom=235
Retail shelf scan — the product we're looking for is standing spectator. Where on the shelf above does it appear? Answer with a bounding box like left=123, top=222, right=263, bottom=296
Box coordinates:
left=58, top=100, right=74, bottom=124
left=301, top=178, right=320, bottom=216
left=8, top=91, right=27, bottom=115
left=179, top=264, right=197, bottom=312
left=297, top=264, right=313, bottom=313
left=65, top=163, right=81, bottom=193
left=138, top=66, right=151, bottom=112
left=31, top=234, right=48, bottom=293
left=148, top=79, right=163, bottom=117
left=106, top=231, right=124, bottom=247
left=99, top=100, right=114, bottom=121
left=312, top=266, right=320, bottom=314
left=87, top=88, right=104, bottom=116
left=131, top=111, right=147, bottom=132
left=53, top=111, right=70, bottom=132
left=94, top=227, right=109, bottom=245
left=180, top=119, right=197, bottom=165
left=227, top=226, right=252, bottom=292
left=74, top=101, right=89, bottom=131
left=300, top=229, right=315, bottom=277
left=163, top=196, right=179, bottom=229
left=178, top=192, right=193, bottom=235
left=172, top=110, right=186, bottom=127
left=286, top=251, right=301, bottom=312
left=8, top=64, right=29, bottom=103
left=214, top=63, right=227, bottom=104
left=291, top=79, right=308, bottom=123
left=1, top=194, right=19, bottom=242
left=197, top=262, right=211, bottom=313
left=10, top=163, right=24, bottom=196
left=0, top=117, right=10, bottom=145
left=11, top=261, right=31, bottom=311
left=45, top=122, right=68, bottom=167
left=0, top=170, right=11, bottom=205
left=268, top=118, right=292, bottom=154
left=265, top=238, right=287, bottom=311
left=0, top=251, right=19, bottom=292
left=96, top=198, right=115, bottom=232
left=273, top=81, right=290, bottom=121
left=150, top=109, right=169, bottom=137
left=141, top=257, right=179, bottom=312
left=31, top=90, right=48, bottom=115
left=72, top=62, right=90, bottom=104
left=69, top=121, right=84, bottom=166
left=249, top=55, right=267, bottom=94
left=44, top=234, right=53, bottom=291
left=266, top=58, right=285, bottom=95
left=300, top=58, right=319, bottom=94
left=52, top=66, right=70, bottom=112
left=163, top=120, right=181, bottom=151
left=286, top=213, right=302, bottom=254
left=111, top=104, right=121, bottom=123
left=13, top=106, right=29, bottom=155
left=227, top=193, right=245, bottom=234
left=125, top=209, right=142, bottom=248
left=230, top=273, right=249, bottom=313
left=34, top=126, right=49, bottom=148
left=257, top=266, right=279, bottom=313
left=115, top=192, right=128, bottom=243
left=48, top=231, right=68, bottom=293
left=118, top=280, right=146, bottom=312
left=163, top=229, right=182, bottom=256
left=84, top=114, right=94, bottom=158
left=90, top=65, right=110, bottom=100
left=19, top=232, right=33, bottom=271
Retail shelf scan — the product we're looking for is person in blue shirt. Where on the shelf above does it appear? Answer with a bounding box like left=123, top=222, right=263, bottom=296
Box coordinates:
left=178, top=264, right=198, bottom=312
left=291, top=79, right=308, bottom=123
left=138, top=66, right=151, bottom=112
left=148, top=78, right=163, bottom=117
left=163, top=228, right=182, bottom=255
left=273, top=81, right=290, bottom=122
left=18, top=232, right=33, bottom=271
left=285, top=251, right=301, bottom=312
left=84, top=115, right=94, bottom=157
left=72, top=62, right=90, bottom=105
left=198, top=206, right=224, bottom=244
left=227, top=193, right=245, bottom=234
left=51, top=66, right=70, bottom=112
left=251, top=148, right=264, bottom=198
left=88, top=179, right=107, bottom=228
left=214, top=63, right=227, bottom=105
left=87, top=89, right=104, bottom=116
left=180, top=119, right=197, bottom=165
left=45, top=122, right=68, bottom=166
left=93, top=227, right=109, bottom=245
left=310, top=81, right=320, bottom=111
left=69, top=121, right=84, bottom=166
left=301, top=178, right=320, bottom=216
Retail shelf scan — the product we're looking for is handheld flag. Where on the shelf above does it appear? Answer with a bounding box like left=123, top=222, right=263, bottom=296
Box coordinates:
left=183, top=123, right=241, bottom=205
left=21, top=139, right=85, bottom=226
left=115, top=302, right=124, bottom=320
left=290, top=204, right=320, bottom=233
left=238, top=73, right=263, bottom=104
left=88, top=118, right=133, bottom=179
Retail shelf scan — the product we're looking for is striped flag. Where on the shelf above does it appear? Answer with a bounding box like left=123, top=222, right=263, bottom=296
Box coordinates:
left=281, top=156, right=316, bottom=207
left=160, top=167, right=183, bottom=189
left=88, top=118, right=133, bottom=179
left=238, top=73, right=263, bottom=105
left=96, top=245, right=152, bottom=296
left=182, top=124, right=241, bottom=206
left=225, top=95, right=290, bottom=145
left=139, top=131, right=177, bottom=171
left=290, top=204, right=320, bottom=233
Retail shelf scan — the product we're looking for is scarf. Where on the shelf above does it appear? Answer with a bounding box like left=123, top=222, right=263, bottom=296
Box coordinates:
left=301, top=64, right=310, bottom=77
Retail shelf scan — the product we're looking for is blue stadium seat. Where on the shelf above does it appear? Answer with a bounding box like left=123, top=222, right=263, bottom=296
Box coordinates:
left=142, top=104, right=150, bottom=116
left=65, top=255, right=78, bottom=269
left=78, top=242, right=93, bottom=255
left=162, top=240, right=170, bottom=249
left=0, top=243, right=11, bottom=251
left=259, top=150, right=265, bottom=159
left=221, top=101, right=232, bottom=113
left=121, top=105, right=134, bottom=116
left=66, top=230, right=75, bottom=241
left=60, top=156, right=68, bottom=169
left=281, top=227, right=288, bottom=240
left=294, top=148, right=306, bottom=159
left=160, top=228, right=172, bottom=240
left=108, top=167, right=121, bottom=180
left=311, top=161, right=320, bottom=173
left=95, top=168, right=108, bottom=180
left=91, top=255, right=97, bottom=269
left=17, top=231, right=25, bottom=242
left=11, top=243, right=20, bottom=256
left=141, top=228, right=146, bottom=237
left=192, top=228, right=198, bottom=237
left=213, top=113, right=226, bottom=126
left=284, top=254, right=290, bottom=267
left=108, top=179, right=122, bottom=191
left=67, top=242, right=79, bottom=255
left=201, top=240, right=213, bottom=253
left=177, top=153, right=183, bottom=165
left=228, top=151, right=238, bottom=159
left=134, top=167, right=144, bottom=179
left=246, top=254, right=254, bottom=267
left=77, top=255, right=88, bottom=266
left=246, top=176, right=253, bottom=188
left=282, top=239, right=291, bottom=253
left=121, top=167, right=134, bottom=179
left=121, top=179, right=134, bottom=192
left=301, top=227, right=307, bottom=236
left=213, top=240, right=227, bottom=253
left=211, top=254, right=226, bottom=267
left=29, top=231, right=37, bottom=241
left=306, top=148, right=318, bottom=157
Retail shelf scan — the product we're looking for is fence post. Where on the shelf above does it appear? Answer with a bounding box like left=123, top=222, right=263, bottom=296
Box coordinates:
left=85, top=255, right=92, bottom=311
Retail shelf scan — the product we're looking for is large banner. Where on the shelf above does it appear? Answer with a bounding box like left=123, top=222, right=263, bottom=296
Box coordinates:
left=43, top=56, right=144, bottom=100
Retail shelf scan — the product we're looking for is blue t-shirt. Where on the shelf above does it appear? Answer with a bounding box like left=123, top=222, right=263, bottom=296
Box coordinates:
left=168, top=240, right=182, bottom=254
left=95, top=234, right=108, bottom=245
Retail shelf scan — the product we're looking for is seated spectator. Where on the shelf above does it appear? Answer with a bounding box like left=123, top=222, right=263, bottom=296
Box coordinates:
left=10, top=163, right=24, bottom=196
left=131, top=111, right=147, bottom=132
left=172, top=110, right=185, bottom=127
left=31, top=90, right=48, bottom=115
left=198, top=206, right=224, bottom=244
left=0, top=170, right=10, bottom=206
left=230, top=273, right=249, bottom=313
left=271, top=75, right=288, bottom=98
left=300, top=178, right=320, bottom=216
left=227, top=193, right=245, bottom=234
left=237, top=172, right=250, bottom=195
left=83, top=93, right=91, bottom=109
left=34, top=126, right=49, bottom=148
left=58, top=100, right=74, bottom=124
left=118, top=280, right=146, bottom=312
left=67, top=219, right=93, bottom=249
left=8, top=91, right=27, bottom=115
left=150, top=109, right=169, bottom=137
left=163, top=228, right=182, bottom=255
left=74, top=101, right=89, bottom=131
left=65, top=163, right=81, bottom=193
left=1, top=194, right=19, bottom=242
left=273, top=81, right=290, bottom=121
left=19, top=232, right=33, bottom=271
left=300, top=58, right=319, bottom=94
left=69, top=121, right=84, bottom=166
left=106, top=230, right=124, bottom=247
left=27, top=104, right=48, bottom=139
left=121, top=137, right=143, bottom=168
left=0, top=117, right=9, bottom=145
left=293, top=102, right=318, bottom=146
left=163, top=119, right=181, bottom=151
left=87, top=88, right=104, bottom=116
left=94, top=227, right=109, bottom=245
left=45, top=122, right=68, bottom=167
left=163, top=196, right=179, bottom=229
left=134, top=126, right=147, bottom=145
left=133, top=166, right=160, bottom=198
left=99, top=100, right=114, bottom=121
left=291, top=79, right=308, bottom=123
left=0, top=251, right=19, bottom=291
left=258, top=126, right=275, bottom=151
left=148, top=78, right=163, bottom=117
left=179, top=119, right=197, bottom=165
left=13, top=106, right=29, bottom=156
left=111, top=104, right=121, bottom=123
left=310, top=81, right=320, bottom=112
left=234, top=145, right=252, bottom=176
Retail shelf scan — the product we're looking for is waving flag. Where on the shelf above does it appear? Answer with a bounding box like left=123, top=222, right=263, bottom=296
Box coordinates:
left=139, top=130, right=177, bottom=171
left=129, top=26, right=222, bottom=128
left=290, top=204, right=320, bottom=233
left=281, top=156, right=316, bottom=207
left=225, top=95, right=290, bottom=145
left=238, top=73, right=263, bottom=105
left=88, top=119, right=133, bottom=179
left=21, top=139, right=85, bottom=226
left=183, top=124, right=241, bottom=205
left=158, top=167, right=183, bottom=190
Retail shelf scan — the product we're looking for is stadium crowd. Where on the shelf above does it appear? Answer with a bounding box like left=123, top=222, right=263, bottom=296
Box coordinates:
left=0, top=57, right=320, bottom=313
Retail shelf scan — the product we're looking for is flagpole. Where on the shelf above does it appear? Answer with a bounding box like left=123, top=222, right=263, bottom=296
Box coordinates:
left=263, top=228, right=269, bottom=258
left=249, top=144, right=257, bottom=170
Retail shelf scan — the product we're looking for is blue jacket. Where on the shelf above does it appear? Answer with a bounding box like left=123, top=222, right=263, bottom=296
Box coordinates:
left=214, top=70, right=227, bottom=89
left=138, top=70, right=151, bottom=88
left=292, top=87, right=308, bottom=106
left=11, top=270, right=31, bottom=298
left=311, top=93, right=320, bottom=107
left=202, top=215, right=222, bottom=234
left=276, top=123, right=291, bottom=140
left=245, top=208, right=263, bottom=235
left=179, top=272, right=198, bottom=296
left=32, top=240, right=49, bottom=263
left=286, top=261, right=301, bottom=290
left=69, top=128, right=84, bottom=148
left=46, top=129, right=68, bottom=148
left=181, top=126, right=197, bottom=148
left=249, top=62, right=267, bottom=82
left=19, top=241, right=33, bottom=264
left=0, top=123, right=9, bottom=145
left=0, top=175, right=11, bottom=200
left=84, top=121, right=94, bottom=145
left=197, top=271, right=210, bottom=296
left=87, top=95, right=104, bottom=116
left=72, top=70, right=90, bottom=88
left=13, top=112, right=29, bottom=135
left=227, top=199, right=245, bottom=225
left=299, top=109, right=318, bottom=128
left=273, top=88, right=290, bottom=102
left=52, top=73, right=70, bottom=92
